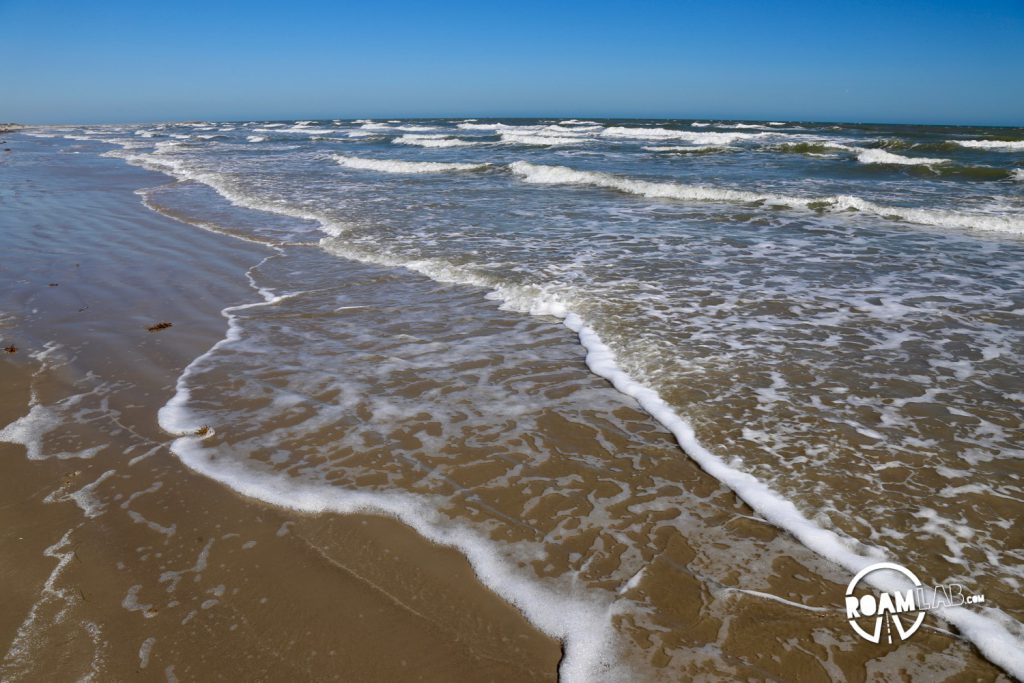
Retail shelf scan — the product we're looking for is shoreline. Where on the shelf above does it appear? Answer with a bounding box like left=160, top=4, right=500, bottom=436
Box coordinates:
left=0, top=134, right=562, bottom=681
left=104, top=123, right=1024, bottom=678
left=2, top=131, right=1016, bottom=681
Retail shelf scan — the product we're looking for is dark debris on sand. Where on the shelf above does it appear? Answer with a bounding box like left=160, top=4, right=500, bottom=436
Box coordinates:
left=147, top=322, right=173, bottom=332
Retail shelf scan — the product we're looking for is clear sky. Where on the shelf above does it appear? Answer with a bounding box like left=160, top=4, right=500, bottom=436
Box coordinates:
left=2, top=0, right=1022, bottom=125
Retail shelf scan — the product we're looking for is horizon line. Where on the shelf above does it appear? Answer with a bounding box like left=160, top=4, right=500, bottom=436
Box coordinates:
left=9, top=114, right=1024, bottom=129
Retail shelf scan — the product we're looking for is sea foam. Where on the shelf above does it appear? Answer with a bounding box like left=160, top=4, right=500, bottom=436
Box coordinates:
left=156, top=263, right=628, bottom=683
left=333, top=154, right=490, bottom=173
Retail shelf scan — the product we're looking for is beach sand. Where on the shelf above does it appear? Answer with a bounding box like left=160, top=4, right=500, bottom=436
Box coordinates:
left=0, top=134, right=1011, bottom=681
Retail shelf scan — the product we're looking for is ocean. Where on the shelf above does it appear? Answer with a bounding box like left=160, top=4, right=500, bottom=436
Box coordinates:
left=14, top=118, right=1024, bottom=679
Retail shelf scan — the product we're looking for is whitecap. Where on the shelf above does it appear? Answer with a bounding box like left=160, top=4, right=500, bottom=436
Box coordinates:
left=602, top=126, right=767, bottom=145
left=500, top=133, right=587, bottom=146
left=951, top=139, right=1024, bottom=151
left=393, top=134, right=479, bottom=148
left=334, top=154, right=490, bottom=173
left=856, top=148, right=950, bottom=166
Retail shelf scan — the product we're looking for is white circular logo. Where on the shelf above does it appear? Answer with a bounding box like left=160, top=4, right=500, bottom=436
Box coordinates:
left=845, top=562, right=925, bottom=644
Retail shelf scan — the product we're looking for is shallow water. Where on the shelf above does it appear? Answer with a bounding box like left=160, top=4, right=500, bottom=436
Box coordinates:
left=15, top=118, right=1024, bottom=678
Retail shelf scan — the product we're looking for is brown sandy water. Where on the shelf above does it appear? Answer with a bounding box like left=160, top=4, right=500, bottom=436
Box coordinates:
left=0, top=134, right=1013, bottom=680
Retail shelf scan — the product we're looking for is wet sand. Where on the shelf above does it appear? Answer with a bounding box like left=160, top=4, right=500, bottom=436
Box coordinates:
left=0, top=137, right=560, bottom=681
left=0, top=134, right=1013, bottom=681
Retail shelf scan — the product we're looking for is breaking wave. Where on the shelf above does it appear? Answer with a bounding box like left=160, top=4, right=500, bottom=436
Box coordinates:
left=855, top=148, right=950, bottom=166
left=508, top=161, right=1024, bottom=235
left=333, top=154, right=490, bottom=173
left=392, top=134, right=479, bottom=148
left=602, top=126, right=769, bottom=145
left=951, top=139, right=1024, bottom=152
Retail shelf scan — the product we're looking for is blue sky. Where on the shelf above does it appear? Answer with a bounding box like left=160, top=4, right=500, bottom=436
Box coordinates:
left=2, top=0, right=1022, bottom=125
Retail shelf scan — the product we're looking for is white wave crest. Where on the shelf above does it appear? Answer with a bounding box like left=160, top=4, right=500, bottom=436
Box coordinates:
left=952, top=139, right=1024, bottom=151
left=459, top=122, right=599, bottom=135
left=246, top=135, right=267, bottom=143
left=458, top=122, right=514, bottom=131
left=334, top=154, right=489, bottom=173
left=253, top=127, right=336, bottom=135
left=510, top=160, right=782, bottom=203
left=393, top=134, right=479, bottom=148
left=602, top=126, right=765, bottom=145
left=856, top=148, right=950, bottom=166
left=359, top=122, right=440, bottom=132
left=500, top=133, right=586, bottom=146
left=541, top=124, right=602, bottom=134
